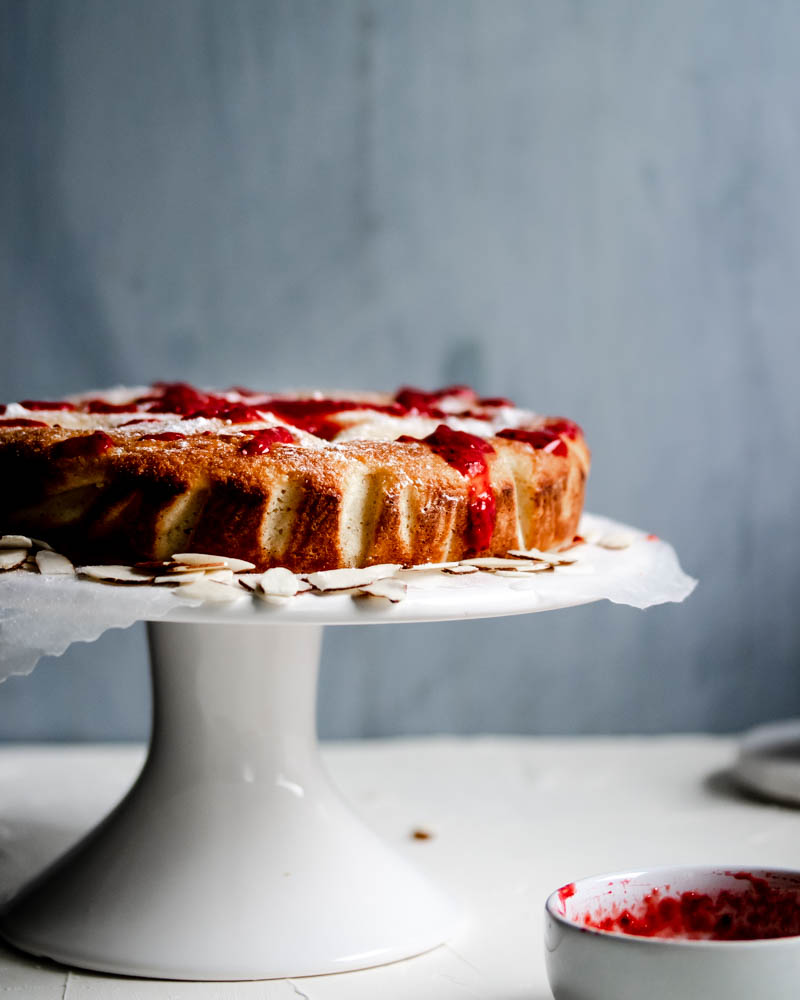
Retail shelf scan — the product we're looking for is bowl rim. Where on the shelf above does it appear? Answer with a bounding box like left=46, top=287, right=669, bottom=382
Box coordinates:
left=545, top=865, right=800, bottom=948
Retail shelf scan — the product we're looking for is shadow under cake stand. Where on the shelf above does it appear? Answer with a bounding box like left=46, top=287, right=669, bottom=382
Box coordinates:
left=0, top=518, right=693, bottom=980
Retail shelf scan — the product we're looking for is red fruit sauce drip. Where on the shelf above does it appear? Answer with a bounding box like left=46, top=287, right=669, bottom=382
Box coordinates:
left=478, top=396, right=515, bottom=408
left=53, top=431, right=115, bottom=458
left=141, top=382, right=219, bottom=415
left=257, top=398, right=404, bottom=439
left=239, top=427, right=295, bottom=455
left=646, top=533, right=660, bottom=542
left=80, top=385, right=254, bottom=418
left=497, top=427, right=568, bottom=457
left=0, top=418, right=48, bottom=428
left=118, top=418, right=159, bottom=426
left=139, top=432, right=186, bottom=442
left=105, top=384, right=269, bottom=424
left=184, top=402, right=267, bottom=423
left=303, top=418, right=344, bottom=441
left=393, top=385, right=476, bottom=417
left=83, top=399, right=143, bottom=414
left=578, top=874, right=800, bottom=941
left=19, top=400, right=76, bottom=411
left=399, top=424, right=497, bottom=552
left=543, top=417, right=582, bottom=440
left=215, top=404, right=267, bottom=423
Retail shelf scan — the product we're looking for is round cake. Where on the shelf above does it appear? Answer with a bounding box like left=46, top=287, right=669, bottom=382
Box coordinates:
left=0, top=383, right=590, bottom=572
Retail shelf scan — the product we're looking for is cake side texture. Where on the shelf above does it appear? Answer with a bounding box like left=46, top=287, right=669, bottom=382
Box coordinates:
left=0, top=384, right=590, bottom=571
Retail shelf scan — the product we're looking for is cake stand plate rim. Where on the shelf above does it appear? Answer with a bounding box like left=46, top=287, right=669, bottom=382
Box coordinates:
left=153, top=512, right=694, bottom=625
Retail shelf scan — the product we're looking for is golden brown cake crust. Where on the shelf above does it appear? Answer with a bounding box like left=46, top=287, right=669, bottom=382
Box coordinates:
left=0, top=385, right=590, bottom=571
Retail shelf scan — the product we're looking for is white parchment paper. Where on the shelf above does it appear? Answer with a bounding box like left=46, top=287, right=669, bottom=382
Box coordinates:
left=0, top=514, right=696, bottom=682
left=0, top=574, right=205, bottom=680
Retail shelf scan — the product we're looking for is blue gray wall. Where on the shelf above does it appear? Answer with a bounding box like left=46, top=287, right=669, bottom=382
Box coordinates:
left=1, top=0, right=799, bottom=738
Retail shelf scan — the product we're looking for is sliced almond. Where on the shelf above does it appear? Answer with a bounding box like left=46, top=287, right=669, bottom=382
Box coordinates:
left=204, top=568, right=235, bottom=584
left=221, top=557, right=256, bottom=573
left=357, top=578, right=407, bottom=603
left=0, top=548, right=28, bottom=571
left=597, top=532, right=636, bottom=550
left=462, top=557, right=541, bottom=569
left=493, top=564, right=553, bottom=576
left=35, top=550, right=75, bottom=575
left=30, top=537, right=54, bottom=551
left=405, top=561, right=462, bottom=571
left=77, top=565, right=155, bottom=584
left=237, top=574, right=264, bottom=591
left=171, top=553, right=230, bottom=569
left=259, top=567, right=300, bottom=597
left=311, top=587, right=365, bottom=597
left=507, top=548, right=575, bottom=566
left=162, top=564, right=214, bottom=576
left=133, top=560, right=186, bottom=574
left=0, top=534, right=33, bottom=549
left=172, top=552, right=256, bottom=572
left=178, top=579, right=246, bottom=602
left=507, top=549, right=550, bottom=562
left=305, top=564, right=401, bottom=592
left=152, top=570, right=207, bottom=585
left=442, top=564, right=480, bottom=575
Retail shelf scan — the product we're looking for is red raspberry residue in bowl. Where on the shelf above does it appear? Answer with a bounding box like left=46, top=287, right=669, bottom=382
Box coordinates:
left=557, top=882, right=577, bottom=909
left=576, top=873, right=800, bottom=941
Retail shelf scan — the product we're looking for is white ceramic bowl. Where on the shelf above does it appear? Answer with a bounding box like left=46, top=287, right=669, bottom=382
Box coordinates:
left=545, top=866, right=800, bottom=1000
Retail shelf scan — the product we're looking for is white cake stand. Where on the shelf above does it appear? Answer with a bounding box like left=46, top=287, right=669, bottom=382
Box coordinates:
left=0, top=517, right=695, bottom=980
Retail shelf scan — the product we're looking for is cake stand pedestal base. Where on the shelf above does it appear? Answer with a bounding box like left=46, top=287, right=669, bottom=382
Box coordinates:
left=0, top=621, right=460, bottom=980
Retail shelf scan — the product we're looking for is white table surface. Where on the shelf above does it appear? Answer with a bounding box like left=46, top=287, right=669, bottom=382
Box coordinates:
left=0, top=735, right=795, bottom=999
